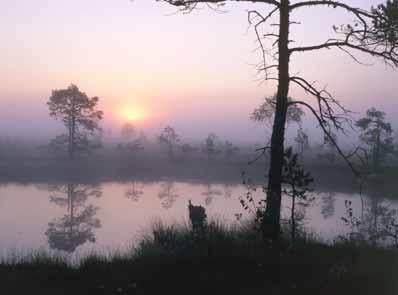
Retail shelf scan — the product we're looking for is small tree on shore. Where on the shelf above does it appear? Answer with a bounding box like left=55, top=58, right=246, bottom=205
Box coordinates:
left=47, top=84, right=103, bottom=160
left=282, top=147, right=314, bottom=243
left=240, top=147, right=313, bottom=243
left=203, top=133, right=221, bottom=162
left=356, top=107, right=394, bottom=172
left=318, top=132, right=338, bottom=165
left=119, top=123, right=145, bottom=155
left=158, top=126, right=180, bottom=160
left=121, top=123, right=136, bottom=142
left=294, top=128, right=309, bottom=157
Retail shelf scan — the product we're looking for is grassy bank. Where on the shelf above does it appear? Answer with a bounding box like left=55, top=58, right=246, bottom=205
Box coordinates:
left=1, top=222, right=397, bottom=295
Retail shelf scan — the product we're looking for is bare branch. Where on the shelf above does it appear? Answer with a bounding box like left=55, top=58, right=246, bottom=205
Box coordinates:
left=289, top=100, right=360, bottom=177
left=158, top=0, right=280, bottom=12
left=290, top=1, right=374, bottom=19
left=289, top=2, right=398, bottom=67
left=290, top=76, right=353, bottom=133
left=290, top=38, right=398, bottom=66
left=247, top=8, right=280, bottom=81
left=248, top=146, right=271, bottom=165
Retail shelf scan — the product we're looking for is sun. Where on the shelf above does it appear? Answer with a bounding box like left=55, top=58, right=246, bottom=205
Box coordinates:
left=120, top=107, right=146, bottom=122
left=126, top=110, right=139, bottom=121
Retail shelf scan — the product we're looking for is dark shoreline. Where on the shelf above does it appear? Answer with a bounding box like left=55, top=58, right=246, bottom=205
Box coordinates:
left=1, top=222, right=397, bottom=295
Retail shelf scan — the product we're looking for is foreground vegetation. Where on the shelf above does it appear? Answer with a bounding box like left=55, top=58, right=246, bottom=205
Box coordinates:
left=1, top=222, right=397, bottom=295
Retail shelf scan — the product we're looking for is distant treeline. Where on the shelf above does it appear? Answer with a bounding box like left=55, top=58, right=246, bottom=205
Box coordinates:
left=1, top=133, right=398, bottom=194
left=1, top=84, right=398, bottom=192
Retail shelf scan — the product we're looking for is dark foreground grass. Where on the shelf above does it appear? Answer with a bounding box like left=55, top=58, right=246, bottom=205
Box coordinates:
left=1, top=222, right=397, bottom=295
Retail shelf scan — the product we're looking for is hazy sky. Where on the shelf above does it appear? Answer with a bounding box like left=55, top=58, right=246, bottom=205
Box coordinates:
left=1, top=0, right=397, bottom=143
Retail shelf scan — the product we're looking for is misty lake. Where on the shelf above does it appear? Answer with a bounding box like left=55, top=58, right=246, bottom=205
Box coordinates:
left=0, top=179, right=396, bottom=259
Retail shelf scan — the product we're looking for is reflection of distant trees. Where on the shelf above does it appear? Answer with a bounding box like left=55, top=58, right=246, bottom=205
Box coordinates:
left=201, top=184, right=222, bottom=206
left=362, top=197, right=397, bottom=247
left=223, top=184, right=233, bottom=199
left=343, top=193, right=398, bottom=247
left=125, top=181, right=144, bottom=202
left=158, top=182, right=179, bottom=209
left=321, top=192, right=336, bottom=219
left=45, top=183, right=102, bottom=253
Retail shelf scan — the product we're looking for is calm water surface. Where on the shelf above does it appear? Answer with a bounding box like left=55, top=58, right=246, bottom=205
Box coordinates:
left=0, top=180, right=396, bottom=258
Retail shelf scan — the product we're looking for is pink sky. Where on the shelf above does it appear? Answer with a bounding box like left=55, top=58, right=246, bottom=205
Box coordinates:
left=1, top=0, right=397, bottom=142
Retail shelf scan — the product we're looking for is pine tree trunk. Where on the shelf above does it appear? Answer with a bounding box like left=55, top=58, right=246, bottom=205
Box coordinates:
left=291, top=192, right=296, bottom=243
left=263, top=0, right=290, bottom=241
left=68, top=113, right=76, bottom=161
left=71, top=117, right=75, bottom=161
left=374, top=124, right=381, bottom=172
left=68, top=117, right=73, bottom=160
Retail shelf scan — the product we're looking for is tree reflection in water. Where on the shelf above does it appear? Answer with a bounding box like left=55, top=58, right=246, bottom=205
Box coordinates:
left=45, top=183, right=102, bottom=253
left=125, top=181, right=144, bottom=202
left=363, top=196, right=398, bottom=247
left=321, top=192, right=336, bottom=220
left=342, top=191, right=398, bottom=247
left=158, top=181, right=179, bottom=209
left=201, top=183, right=222, bottom=206
left=223, top=184, right=233, bottom=199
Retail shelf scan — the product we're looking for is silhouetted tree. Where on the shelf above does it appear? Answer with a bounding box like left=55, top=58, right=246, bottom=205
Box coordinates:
left=45, top=183, right=102, bottom=253
left=356, top=107, right=394, bottom=172
left=158, top=126, right=180, bottom=160
left=119, top=122, right=145, bottom=154
left=294, top=127, right=309, bottom=157
left=282, top=147, right=314, bottom=243
left=241, top=148, right=314, bottom=242
left=47, top=84, right=103, bottom=160
left=121, top=122, right=136, bottom=141
left=203, top=133, right=220, bottom=162
left=159, top=0, right=398, bottom=241
left=318, top=132, right=338, bottom=165
left=373, top=0, right=398, bottom=43
left=251, top=95, right=304, bottom=126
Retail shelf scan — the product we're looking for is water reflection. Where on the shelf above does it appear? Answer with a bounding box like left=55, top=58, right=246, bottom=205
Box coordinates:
left=158, top=181, right=179, bottom=209
left=321, top=192, right=336, bottom=220
left=0, top=180, right=398, bottom=255
left=125, top=181, right=144, bottom=202
left=341, top=190, right=398, bottom=247
left=362, top=196, right=398, bottom=247
left=223, top=184, right=233, bottom=199
left=201, top=183, right=222, bottom=206
left=45, top=184, right=102, bottom=253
